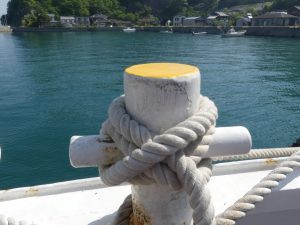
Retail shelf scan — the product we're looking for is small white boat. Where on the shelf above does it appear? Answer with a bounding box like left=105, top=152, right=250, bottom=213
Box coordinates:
left=192, top=31, right=207, bottom=35
left=123, top=27, right=136, bottom=32
left=221, top=28, right=246, bottom=38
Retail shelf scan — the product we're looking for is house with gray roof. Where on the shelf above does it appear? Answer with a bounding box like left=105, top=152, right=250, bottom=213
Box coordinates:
left=288, top=6, right=300, bottom=17
left=90, top=14, right=109, bottom=27
left=288, top=6, right=300, bottom=25
left=206, top=11, right=229, bottom=25
left=183, top=17, right=199, bottom=26
left=251, top=12, right=298, bottom=26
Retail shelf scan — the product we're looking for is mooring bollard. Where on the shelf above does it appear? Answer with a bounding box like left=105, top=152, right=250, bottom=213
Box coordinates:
left=69, top=63, right=252, bottom=225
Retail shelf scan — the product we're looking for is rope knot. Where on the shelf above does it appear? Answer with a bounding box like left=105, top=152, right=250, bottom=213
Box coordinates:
left=99, top=94, right=218, bottom=225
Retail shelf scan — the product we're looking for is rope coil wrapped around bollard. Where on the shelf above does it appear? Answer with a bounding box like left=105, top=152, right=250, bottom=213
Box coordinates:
left=68, top=63, right=300, bottom=225
left=99, top=95, right=218, bottom=225
left=99, top=94, right=300, bottom=225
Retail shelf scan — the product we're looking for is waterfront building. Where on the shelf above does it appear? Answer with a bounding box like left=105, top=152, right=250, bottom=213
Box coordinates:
left=60, top=16, right=75, bottom=27
left=90, top=14, right=109, bottom=27
left=288, top=6, right=300, bottom=25
left=75, top=17, right=90, bottom=26
left=173, top=16, right=206, bottom=27
left=182, top=17, right=199, bottom=26
left=288, top=6, right=300, bottom=17
left=173, top=15, right=186, bottom=27
left=206, top=11, right=229, bottom=25
left=236, top=13, right=253, bottom=27
left=251, top=12, right=298, bottom=26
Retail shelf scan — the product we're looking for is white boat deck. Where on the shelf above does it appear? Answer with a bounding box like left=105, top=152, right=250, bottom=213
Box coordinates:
left=1, top=156, right=300, bottom=225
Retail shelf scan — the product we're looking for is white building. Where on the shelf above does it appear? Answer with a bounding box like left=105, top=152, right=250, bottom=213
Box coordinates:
left=173, top=15, right=186, bottom=26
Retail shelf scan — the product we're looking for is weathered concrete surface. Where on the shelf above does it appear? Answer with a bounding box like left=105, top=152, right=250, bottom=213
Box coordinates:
left=137, top=26, right=223, bottom=34
left=12, top=27, right=124, bottom=32
left=173, top=26, right=223, bottom=34
left=12, top=26, right=223, bottom=34
left=246, top=26, right=300, bottom=38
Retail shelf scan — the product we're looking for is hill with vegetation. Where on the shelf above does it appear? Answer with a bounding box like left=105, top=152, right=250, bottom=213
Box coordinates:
left=4, top=0, right=218, bottom=26
left=3, top=0, right=300, bottom=27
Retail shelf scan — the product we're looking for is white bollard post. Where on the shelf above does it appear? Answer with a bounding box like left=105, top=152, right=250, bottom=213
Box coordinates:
left=68, top=62, right=252, bottom=225
left=124, top=63, right=203, bottom=225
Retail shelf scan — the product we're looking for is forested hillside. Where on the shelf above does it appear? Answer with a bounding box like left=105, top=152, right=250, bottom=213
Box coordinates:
left=4, top=0, right=217, bottom=26
left=4, top=0, right=300, bottom=27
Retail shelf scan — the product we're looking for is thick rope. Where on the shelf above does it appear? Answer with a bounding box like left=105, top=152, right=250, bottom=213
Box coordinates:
left=216, top=150, right=300, bottom=225
left=0, top=214, right=30, bottom=225
left=213, top=148, right=300, bottom=163
left=99, top=95, right=218, bottom=225
left=111, top=149, right=300, bottom=225
left=99, top=94, right=300, bottom=225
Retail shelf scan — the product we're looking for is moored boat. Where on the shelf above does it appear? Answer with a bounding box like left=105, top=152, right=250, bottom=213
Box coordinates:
left=122, top=27, right=136, bottom=32
left=192, top=31, right=207, bottom=35
left=222, top=28, right=246, bottom=37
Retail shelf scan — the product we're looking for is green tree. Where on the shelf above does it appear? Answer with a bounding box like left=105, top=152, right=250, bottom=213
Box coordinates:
left=271, top=0, right=300, bottom=10
left=1, top=15, right=7, bottom=25
left=7, top=0, right=36, bottom=26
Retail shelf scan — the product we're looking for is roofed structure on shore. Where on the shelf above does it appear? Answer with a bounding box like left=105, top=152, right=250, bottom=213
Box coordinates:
left=60, top=16, right=75, bottom=27
left=182, top=17, right=199, bottom=26
left=213, top=11, right=229, bottom=18
left=173, top=15, right=186, bottom=27
left=252, top=12, right=299, bottom=26
left=90, top=14, right=109, bottom=27
left=236, top=13, right=253, bottom=27
left=75, top=17, right=90, bottom=26
left=206, top=11, right=229, bottom=25
left=288, top=6, right=300, bottom=18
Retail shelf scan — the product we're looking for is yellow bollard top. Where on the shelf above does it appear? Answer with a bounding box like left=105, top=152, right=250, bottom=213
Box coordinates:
left=125, top=63, right=199, bottom=79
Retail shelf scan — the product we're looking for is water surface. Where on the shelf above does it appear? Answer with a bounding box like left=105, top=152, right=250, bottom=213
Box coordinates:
left=0, top=32, right=299, bottom=189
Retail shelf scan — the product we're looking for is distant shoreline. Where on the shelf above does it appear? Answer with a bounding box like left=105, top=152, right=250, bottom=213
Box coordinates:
left=11, top=26, right=300, bottom=38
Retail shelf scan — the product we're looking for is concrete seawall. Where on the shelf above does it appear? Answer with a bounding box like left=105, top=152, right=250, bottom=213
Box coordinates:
left=137, top=26, right=223, bottom=34
left=13, top=26, right=223, bottom=34
left=246, top=26, right=300, bottom=38
left=12, top=26, right=300, bottom=37
left=12, top=27, right=124, bottom=32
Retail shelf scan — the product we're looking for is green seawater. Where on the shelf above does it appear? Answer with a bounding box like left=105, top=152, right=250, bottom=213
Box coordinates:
left=0, top=32, right=299, bottom=189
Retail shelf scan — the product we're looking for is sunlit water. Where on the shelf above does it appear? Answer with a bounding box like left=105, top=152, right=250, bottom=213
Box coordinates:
left=0, top=32, right=299, bottom=189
